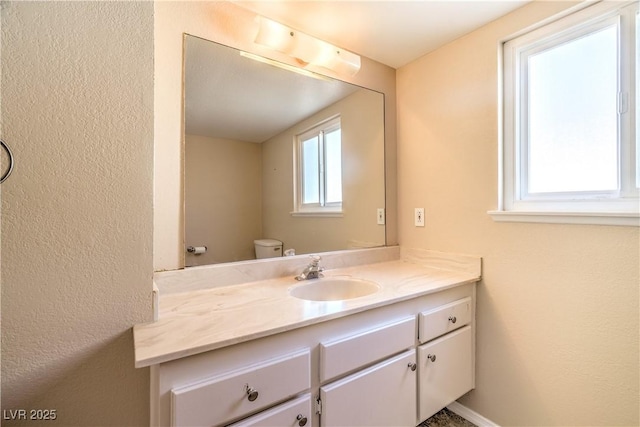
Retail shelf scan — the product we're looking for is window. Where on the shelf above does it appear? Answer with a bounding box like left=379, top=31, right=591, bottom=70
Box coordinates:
left=294, top=116, right=343, bottom=215
left=492, top=1, right=639, bottom=226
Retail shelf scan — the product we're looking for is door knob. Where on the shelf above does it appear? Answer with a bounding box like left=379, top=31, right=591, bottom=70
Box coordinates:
left=426, top=353, right=436, bottom=362
left=408, top=362, right=417, bottom=371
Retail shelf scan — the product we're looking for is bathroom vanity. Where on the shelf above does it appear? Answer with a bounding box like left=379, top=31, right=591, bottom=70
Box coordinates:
left=134, top=247, right=480, bottom=427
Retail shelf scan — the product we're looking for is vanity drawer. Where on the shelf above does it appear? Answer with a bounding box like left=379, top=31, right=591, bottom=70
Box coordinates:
left=320, top=317, right=415, bottom=382
left=171, top=349, right=310, bottom=426
left=418, top=297, right=471, bottom=344
left=227, top=394, right=312, bottom=427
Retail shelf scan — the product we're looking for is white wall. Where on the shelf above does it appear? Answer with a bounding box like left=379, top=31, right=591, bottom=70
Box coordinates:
left=1, top=2, right=154, bottom=425
left=397, top=1, right=639, bottom=425
left=153, top=1, right=397, bottom=271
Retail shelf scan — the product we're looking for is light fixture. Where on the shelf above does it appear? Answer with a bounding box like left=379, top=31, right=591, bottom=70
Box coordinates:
left=253, top=16, right=361, bottom=77
left=239, top=51, right=332, bottom=81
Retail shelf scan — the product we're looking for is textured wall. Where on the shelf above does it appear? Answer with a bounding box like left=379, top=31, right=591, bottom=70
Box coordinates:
left=397, top=1, right=640, bottom=425
left=1, top=2, right=153, bottom=425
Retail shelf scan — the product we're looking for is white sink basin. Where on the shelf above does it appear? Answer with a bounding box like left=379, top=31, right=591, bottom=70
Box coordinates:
left=289, top=278, right=380, bottom=301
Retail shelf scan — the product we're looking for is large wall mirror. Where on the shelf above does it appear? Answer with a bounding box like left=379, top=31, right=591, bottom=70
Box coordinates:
left=184, top=35, right=386, bottom=266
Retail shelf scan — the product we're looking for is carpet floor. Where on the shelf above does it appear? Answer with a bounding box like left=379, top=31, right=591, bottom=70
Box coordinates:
left=417, top=408, right=477, bottom=427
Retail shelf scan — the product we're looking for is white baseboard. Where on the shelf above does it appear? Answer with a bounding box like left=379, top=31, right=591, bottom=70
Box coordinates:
left=447, top=401, right=500, bottom=427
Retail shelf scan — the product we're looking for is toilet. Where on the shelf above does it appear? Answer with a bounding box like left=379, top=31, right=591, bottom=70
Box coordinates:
left=254, top=239, right=283, bottom=259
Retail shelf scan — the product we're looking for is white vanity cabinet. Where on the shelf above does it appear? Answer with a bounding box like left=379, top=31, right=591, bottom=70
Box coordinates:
left=417, top=297, right=474, bottom=422
left=149, top=282, right=476, bottom=427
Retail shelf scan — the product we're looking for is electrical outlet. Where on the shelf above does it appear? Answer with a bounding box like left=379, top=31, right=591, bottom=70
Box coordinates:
left=414, top=208, right=425, bottom=227
left=377, top=208, right=385, bottom=225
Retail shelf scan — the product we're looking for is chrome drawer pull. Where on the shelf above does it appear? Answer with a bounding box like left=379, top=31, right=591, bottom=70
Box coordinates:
left=426, top=354, right=436, bottom=362
left=245, top=385, right=259, bottom=402
left=448, top=316, right=457, bottom=324
left=296, top=414, right=308, bottom=426
left=408, top=362, right=417, bottom=371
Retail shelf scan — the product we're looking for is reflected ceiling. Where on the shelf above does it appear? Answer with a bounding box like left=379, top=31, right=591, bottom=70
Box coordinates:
left=185, top=36, right=359, bottom=143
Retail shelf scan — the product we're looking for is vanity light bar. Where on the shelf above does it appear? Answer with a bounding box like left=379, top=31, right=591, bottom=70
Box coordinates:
left=239, top=51, right=332, bottom=81
left=253, top=16, right=361, bottom=77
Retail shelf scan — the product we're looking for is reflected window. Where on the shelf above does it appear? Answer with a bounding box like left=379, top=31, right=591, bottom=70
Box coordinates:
left=295, top=116, right=343, bottom=215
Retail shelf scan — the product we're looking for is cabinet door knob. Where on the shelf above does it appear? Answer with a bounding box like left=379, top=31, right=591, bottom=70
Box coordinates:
left=448, top=316, right=457, bottom=324
left=245, top=386, right=259, bottom=402
left=427, top=353, right=436, bottom=362
left=408, top=362, right=417, bottom=371
left=296, top=414, right=308, bottom=426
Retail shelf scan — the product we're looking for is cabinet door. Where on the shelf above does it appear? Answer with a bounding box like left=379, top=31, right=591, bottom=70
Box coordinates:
left=320, top=350, right=416, bottom=427
left=417, top=326, right=473, bottom=422
left=227, top=394, right=312, bottom=427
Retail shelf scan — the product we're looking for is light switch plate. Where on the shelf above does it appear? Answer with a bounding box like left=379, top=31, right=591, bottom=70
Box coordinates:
left=415, top=208, right=425, bottom=227
left=377, top=208, right=385, bottom=225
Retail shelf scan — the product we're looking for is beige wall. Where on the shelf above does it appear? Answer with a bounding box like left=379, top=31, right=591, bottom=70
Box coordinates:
left=0, top=0, right=3, bottom=408
left=262, top=89, right=386, bottom=254
left=185, top=134, right=262, bottom=265
left=1, top=2, right=153, bottom=426
left=397, top=1, right=640, bottom=425
left=153, top=1, right=397, bottom=271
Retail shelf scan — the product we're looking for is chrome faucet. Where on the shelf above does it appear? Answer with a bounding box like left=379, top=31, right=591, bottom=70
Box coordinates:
left=295, top=255, right=324, bottom=280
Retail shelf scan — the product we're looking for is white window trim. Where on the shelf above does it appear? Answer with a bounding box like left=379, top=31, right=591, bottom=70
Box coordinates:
left=292, top=116, right=343, bottom=217
left=489, top=1, right=640, bottom=227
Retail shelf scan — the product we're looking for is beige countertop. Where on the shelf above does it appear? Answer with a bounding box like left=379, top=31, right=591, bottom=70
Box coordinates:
left=133, top=252, right=481, bottom=368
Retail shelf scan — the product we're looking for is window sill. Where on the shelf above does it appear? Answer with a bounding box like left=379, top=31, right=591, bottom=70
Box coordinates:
left=291, top=211, right=343, bottom=218
left=488, top=210, right=639, bottom=226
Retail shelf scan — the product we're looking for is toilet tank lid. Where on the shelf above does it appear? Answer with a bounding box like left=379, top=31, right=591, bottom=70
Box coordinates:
left=254, top=239, right=282, bottom=247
